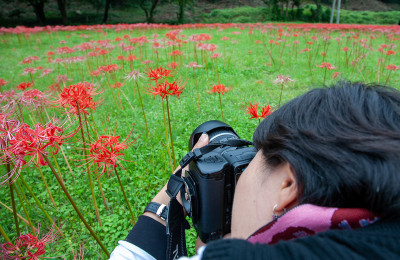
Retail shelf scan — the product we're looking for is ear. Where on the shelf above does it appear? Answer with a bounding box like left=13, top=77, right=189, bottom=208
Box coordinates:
left=275, top=163, right=298, bottom=214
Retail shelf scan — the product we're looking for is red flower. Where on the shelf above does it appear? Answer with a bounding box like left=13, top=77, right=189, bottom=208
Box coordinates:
left=148, top=80, right=184, bottom=100
left=55, top=82, right=102, bottom=115
left=0, top=223, right=60, bottom=259
left=169, top=50, right=183, bottom=56
left=85, top=130, right=136, bottom=176
left=19, top=89, right=50, bottom=108
left=246, top=103, right=272, bottom=119
left=209, top=84, right=231, bottom=95
left=168, top=62, right=178, bottom=69
left=147, top=66, right=172, bottom=82
left=317, top=62, right=336, bottom=70
left=16, top=82, right=33, bottom=91
left=97, top=64, right=119, bottom=73
left=111, top=82, right=124, bottom=89
left=386, top=50, right=396, bottom=56
left=386, top=64, right=399, bottom=71
left=0, top=78, right=9, bottom=87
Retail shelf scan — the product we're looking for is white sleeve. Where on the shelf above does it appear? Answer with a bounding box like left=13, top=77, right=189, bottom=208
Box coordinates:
left=178, top=246, right=206, bottom=260
left=109, top=241, right=156, bottom=260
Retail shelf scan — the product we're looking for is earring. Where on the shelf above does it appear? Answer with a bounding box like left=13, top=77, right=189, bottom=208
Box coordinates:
left=272, top=204, right=279, bottom=220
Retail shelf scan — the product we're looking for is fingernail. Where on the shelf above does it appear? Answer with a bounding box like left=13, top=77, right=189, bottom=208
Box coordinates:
left=199, top=133, right=208, bottom=142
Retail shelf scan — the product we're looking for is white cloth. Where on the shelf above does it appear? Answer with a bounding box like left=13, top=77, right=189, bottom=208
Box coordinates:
left=109, top=240, right=205, bottom=260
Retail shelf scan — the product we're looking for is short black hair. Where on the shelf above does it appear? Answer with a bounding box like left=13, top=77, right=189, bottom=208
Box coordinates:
left=253, top=81, right=400, bottom=217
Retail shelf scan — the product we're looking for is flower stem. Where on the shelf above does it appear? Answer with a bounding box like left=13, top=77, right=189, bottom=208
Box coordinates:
left=7, top=164, right=20, bottom=237
left=77, top=105, right=102, bottom=227
left=0, top=223, right=10, bottom=243
left=162, top=101, right=174, bottom=172
left=37, top=166, right=57, bottom=208
left=97, top=175, right=109, bottom=210
left=60, top=146, right=75, bottom=180
left=165, top=97, right=177, bottom=169
left=0, top=201, right=35, bottom=232
left=19, top=175, right=59, bottom=229
left=43, top=155, right=110, bottom=257
left=218, top=93, right=225, bottom=122
left=278, top=83, right=284, bottom=107
left=114, top=168, right=135, bottom=223
left=13, top=182, right=36, bottom=236
left=136, top=81, right=149, bottom=135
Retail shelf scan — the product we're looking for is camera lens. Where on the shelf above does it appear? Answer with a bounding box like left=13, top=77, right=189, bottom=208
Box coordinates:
left=189, top=120, right=240, bottom=150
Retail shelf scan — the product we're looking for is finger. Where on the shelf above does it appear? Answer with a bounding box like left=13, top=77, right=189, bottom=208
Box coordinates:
left=192, top=133, right=209, bottom=150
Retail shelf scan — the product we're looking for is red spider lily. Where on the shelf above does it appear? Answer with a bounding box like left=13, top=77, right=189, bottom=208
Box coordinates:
left=185, top=62, right=203, bottom=69
left=0, top=223, right=60, bottom=260
left=273, top=75, right=294, bottom=84
left=1, top=119, right=79, bottom=185
left=246, top=103, right=272, bottom=120
left=7, top=122, right=71, bottom=166
left=16, top=82, right=33, bottom=91
left=38, top=68, right=53, bottom=78
left=97, top=64, right=119, bottom=73
left=126, top=55, right=138, bottom=61
left=168, top=62, right=178, bottom=69
left=332, top=72, right=342, bottom=78
left=385, top=50, right=396, bottom=56
left=0, top=78, right=10, bottom=87
left=211, top=53, right=221, bottom=59
left=386, top=64, right=399, bottom=71
left=111, top=82, right=123, bottom=89
left=169, top=50, right=183, bottom=56
left=148, top=80, right=184, bottom=100
left=317, top=62, right=336, bottom=70
left=55, top=82, right=102, bottom=115
left=209, top=84, right=231, bottom=95
left=22, top=67, right=39, bottom=76
left=18, top=89, right=50, bottom=108
left=123, top=70, right=143, bottom=82
left=147, top=66, right=172, bottom=82
left=56, top=75, right=72, bottom=84
left=82, top=128, right=136, bottom=176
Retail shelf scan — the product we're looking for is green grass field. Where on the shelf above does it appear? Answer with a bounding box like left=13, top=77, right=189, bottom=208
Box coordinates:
left=0, top=23, right=399, bottom=258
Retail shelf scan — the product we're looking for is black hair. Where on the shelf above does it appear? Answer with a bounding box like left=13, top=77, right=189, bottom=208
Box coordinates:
left=253, top=81, right=400, bottom=217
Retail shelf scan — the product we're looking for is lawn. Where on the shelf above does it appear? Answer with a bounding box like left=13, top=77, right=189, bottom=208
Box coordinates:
left=0, top=22, right=399, bottom=259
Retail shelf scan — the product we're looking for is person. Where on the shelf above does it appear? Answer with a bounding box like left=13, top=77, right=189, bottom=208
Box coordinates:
left=110, top=81, right=400, bottom=259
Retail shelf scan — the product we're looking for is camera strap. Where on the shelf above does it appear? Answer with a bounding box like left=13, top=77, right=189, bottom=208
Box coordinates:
left=165, top=140, right=253, bottom=260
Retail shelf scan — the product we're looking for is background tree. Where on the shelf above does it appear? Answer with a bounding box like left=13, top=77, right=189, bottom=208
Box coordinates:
left=102, top=0, right=112, bottom=23
left=57, top=0, right=67, bottom=25
left=139, top=0, right=160, bottom=23
left=26, top=0, right=47, bottom=25
left=176, top=0, right=192, bottom=24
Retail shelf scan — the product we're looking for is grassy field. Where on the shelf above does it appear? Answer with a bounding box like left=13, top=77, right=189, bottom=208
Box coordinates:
left=0, top=23, right=399, bottom=258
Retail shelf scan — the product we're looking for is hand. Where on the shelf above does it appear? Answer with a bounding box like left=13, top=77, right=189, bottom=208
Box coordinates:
left=144, top=133, right=209, bottom=226
left=195, top=233, right=231, bottom=252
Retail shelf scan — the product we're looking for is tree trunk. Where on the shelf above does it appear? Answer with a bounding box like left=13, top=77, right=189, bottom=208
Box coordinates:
left=336, top=0, right=341, bottom=24
left=148, top=0, right=160, bottom=23
left=177, top=0, right=185, bottom=24
left=285, top=0, right=289, bottom=18
left=139, top=0, right=150, bottom=22
left=57, top=0, right=68, bottom=25
left=29, top=0, right=47, bottom=25
left=102, top=0, right=112, bottom=24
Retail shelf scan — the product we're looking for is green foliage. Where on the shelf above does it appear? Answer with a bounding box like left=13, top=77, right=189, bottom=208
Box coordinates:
left=0, top=23, right=399, bottom=259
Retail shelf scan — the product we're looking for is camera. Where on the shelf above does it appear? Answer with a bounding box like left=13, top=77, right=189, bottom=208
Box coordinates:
left=181, top=120, right=257, bottom=242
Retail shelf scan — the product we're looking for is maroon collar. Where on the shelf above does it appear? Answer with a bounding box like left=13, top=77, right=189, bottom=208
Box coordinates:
left=247, top=204, right=379, bottom=245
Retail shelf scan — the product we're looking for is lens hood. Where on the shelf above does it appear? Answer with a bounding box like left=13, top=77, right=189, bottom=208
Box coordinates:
left=189, top=120, right=239, bottom=150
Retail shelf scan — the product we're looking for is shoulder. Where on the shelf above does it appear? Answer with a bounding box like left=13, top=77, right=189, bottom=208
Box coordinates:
left=201, top=218, right=400, bottom=260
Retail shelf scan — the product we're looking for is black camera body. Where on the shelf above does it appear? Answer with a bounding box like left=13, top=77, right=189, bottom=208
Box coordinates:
left=182, top=120, right=257, bottom=242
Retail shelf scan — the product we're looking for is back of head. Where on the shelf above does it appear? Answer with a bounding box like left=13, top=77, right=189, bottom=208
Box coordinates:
left=253, top=81, right=400, bottom=217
